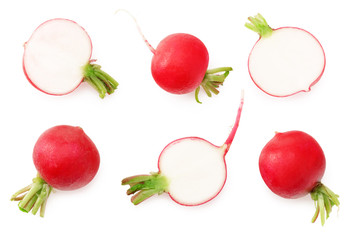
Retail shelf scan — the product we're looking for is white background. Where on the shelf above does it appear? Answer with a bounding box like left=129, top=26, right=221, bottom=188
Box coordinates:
left=0, top=0, right=358, bottom=239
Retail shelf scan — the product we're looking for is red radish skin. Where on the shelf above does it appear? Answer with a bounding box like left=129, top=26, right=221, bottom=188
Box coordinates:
left=117, top=10, right=232, bottom=103
left=33, top=125, right=100, bottom=190
left=151, top=33, right=209, bottom=95
left=23, top=18, right=118, bottom=98
left=11, top=125, right=100, bottom=217
left=259, top=131, right=339, bottom=225
left=150, top=33, right=233, bottom=103
left=260, top=131, right=325, bottom=198
left=246, top=14, right=326, bottom=97
left=122, top=92, right=244, bottom=205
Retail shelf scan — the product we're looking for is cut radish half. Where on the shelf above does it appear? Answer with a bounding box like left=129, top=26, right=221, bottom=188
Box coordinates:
left=122, top=92, right=244, bottom=206
left=159, top=138, right=227, bottom=205
left=23, top=18, right=118, bottom=98
left=246, top=14, right=325, bottom=97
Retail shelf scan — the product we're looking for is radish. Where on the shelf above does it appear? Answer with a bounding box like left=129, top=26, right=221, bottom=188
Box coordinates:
left=259, top=130, right=339, bottom=225
left=122, top=92, right=244, bottom=205
left=151, top=34, right=232, bottom=103
left=23, top=18, right=118, bottom=98
left=245, top=14, right=325, bottom=97
left=118, top=10, right=232, bottom=103
left=11, top=125, right=100, bottom=217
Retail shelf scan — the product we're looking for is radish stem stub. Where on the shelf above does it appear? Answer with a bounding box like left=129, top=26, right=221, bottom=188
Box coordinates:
left=246, top=14, right=325, bottom=97
left=11, top=174, right=52, bottom=217
left=23, top=18, right=118, bottom=98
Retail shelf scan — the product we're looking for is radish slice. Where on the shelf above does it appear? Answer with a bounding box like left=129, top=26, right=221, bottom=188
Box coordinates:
left=122, top=92, right=244, bottom=206
left=23, top=18, right=118, bottom=98
left=246, top=14, right=325, bottom=97
left=159, top=138, right=227, bottom=205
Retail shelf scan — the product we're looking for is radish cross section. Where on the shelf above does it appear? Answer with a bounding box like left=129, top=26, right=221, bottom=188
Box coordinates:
left=23, top=18, right=118, bottom=98
left=246, top=14, right=325, bottom=97
left=159, top=138, right=227, bottom=205
left=122, top=92, right=244, bottom=206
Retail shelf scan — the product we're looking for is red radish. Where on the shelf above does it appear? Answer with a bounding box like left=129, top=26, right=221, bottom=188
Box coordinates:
left=259, top=130, right=339, bottom=225
left=122, top=92, right=244, bottom=205
left=245, top=14, right=325, bottom=97
left=23, top=18, right=118, bottom=98
left=117, top=10, right=232, bottom=103
left=11, top=125, right=100, bottom=217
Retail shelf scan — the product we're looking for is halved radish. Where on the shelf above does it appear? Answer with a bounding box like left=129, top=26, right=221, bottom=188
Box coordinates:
left=23, top=18, right=118, bottom=98
left=245, top=14, right=325, bottom=97
left=122, top=92, right=244, bottom=205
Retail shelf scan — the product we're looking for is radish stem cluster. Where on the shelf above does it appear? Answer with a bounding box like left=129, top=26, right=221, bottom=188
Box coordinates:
left=245, top=14, right=273, bottom=38
left=122, top=173, right=169, bottom=205
left=195, top=67, right=233, bottom=104
left=11, top=174, right=52, bottom=217
left=83, top=62, right=119, bottom=98
left=310, top=183, right=340, bottom=226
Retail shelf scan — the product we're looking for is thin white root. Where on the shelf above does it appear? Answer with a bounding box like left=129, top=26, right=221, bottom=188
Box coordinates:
left=114, top=9, right=156, bottom=54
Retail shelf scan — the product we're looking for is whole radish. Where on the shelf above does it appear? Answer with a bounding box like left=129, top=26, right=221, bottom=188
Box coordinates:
left=122, top=92, right=244, bottom=205
left=150, top=33, right=232, bottom=103
left=245, top=14, right=325, bottom=97
left=118, top=10, right=232, bottom=103
left=11, top=125, right=100, bottom=217
left=259, top=131, right=339, bottom=225
left=23, top=18, right=118, bottom=98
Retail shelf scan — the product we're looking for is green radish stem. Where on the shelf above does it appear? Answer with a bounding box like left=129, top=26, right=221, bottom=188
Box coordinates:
left=83, top=62, right=119, bottom=99
left=11, top=174, right=53, bottom=217
left=122, top=173, right=169, bottom=205
left=310, top=183, right=340, bottom=226
left=245, top=13, right=273, bottom=38
left=195, top=67, right=233, bottom=104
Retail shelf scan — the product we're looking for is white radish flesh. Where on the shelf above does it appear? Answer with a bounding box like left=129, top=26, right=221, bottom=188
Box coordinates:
left=23, top=18, right=118, bottom=98
left=122, top=92, right=244, bottom=206
left=246, top=14, right=325, bottom=97
left=159, top=138, right=227, bottom=205
left=24, top=19, right=92, bottom=95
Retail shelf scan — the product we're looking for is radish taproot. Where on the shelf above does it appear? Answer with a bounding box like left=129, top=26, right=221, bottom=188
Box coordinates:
left=259, top=131, right=339, bottom=225
left=23, top=18, right=118, bottom=98
left=11, top=125, right=100, bottom=217
left=122, top=92, right=244, bottom=205
left=245, top=14, right=325, bottom=97
left=118, top=10, right=232, bottom=103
